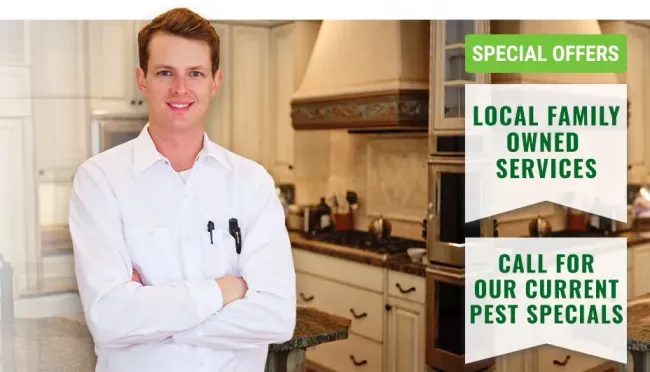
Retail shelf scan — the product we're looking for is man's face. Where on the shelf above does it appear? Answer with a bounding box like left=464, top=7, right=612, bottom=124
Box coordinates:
left=136, top=32, right=221, bottom=132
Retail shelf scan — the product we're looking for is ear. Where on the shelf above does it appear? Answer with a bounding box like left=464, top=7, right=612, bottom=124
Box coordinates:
left=136, top=66, right=147, bottom=93
left=211, top=69, right=223, bottom=97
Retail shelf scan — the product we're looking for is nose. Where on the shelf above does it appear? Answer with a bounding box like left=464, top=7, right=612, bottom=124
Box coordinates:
left=171, top=76, right=188, bottom=95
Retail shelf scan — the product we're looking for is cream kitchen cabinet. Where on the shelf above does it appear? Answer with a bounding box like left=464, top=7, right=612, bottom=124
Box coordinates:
left=0, top=117, right=39, bottom=297
left=269, top=22, right=296, bottom=183
left=206, top=22, right=299, bottom=181
left=204, top=23, right=272, bottom=170
left=628, top=243, right=650, bottom=299
left=292, top=248, right=427, bottom=372
left=386, top=272, right=426, bottom=372
left=30, top=21, right=89, bottom=182
left=495, top=346, right=619, bottom=372
left=597, top=21, right=650, bottom=184
left=0, top=21, right=39, bottom=296
left=86, top=20, right=149, bottom=114
left=0, top=20, right=30, bottom=65
left=429, top=20, right=490, bottom=146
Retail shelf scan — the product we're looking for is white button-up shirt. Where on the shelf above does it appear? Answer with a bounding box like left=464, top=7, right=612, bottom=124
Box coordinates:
left=68, top=125, right=297, bottom=372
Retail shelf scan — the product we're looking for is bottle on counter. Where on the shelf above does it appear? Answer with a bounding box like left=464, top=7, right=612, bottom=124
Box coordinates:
left=315, top=197, right=333, bottom=232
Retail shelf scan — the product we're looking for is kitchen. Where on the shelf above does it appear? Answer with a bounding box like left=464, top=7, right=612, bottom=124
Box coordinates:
left=3, top=18, right=650, bottom=372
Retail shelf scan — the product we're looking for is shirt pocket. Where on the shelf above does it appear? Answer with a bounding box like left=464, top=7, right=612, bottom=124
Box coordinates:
left=124, top=226, right=178, bottom=286
left=201, top=228, right=241, bottom=279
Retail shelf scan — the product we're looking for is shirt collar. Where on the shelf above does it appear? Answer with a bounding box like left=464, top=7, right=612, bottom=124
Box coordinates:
left=132, top=123, right=232, bottom=174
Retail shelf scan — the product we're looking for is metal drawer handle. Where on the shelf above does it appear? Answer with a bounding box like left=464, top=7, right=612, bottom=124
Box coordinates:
left=349, top=308, right=368, bottom=319
left=350, top=355, right=367, bottom=366
left=553, top=355, right=571, bottom=366
left=299, top=292, right=314, bottom=302
left=396, top=283, right=416, bottom=294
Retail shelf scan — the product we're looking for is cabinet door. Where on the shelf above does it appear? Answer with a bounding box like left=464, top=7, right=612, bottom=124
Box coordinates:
left=230, top=25, right=270, bottom=168
left=0, top=20, right=30, bottom=65
left=430, top=20, right=489, bottom=135
left=30, top=21, right=88, bottom=179
left=206, top=23, right=232, bottom=148
left=386, top=296, right=426, bottom=372
left=625, top=23, right=650, bottom=182
left=270, top=23, right=295, bottom=182
left=633, top=244, right=650, bottom=297
left=87, top=21, right=146, bottom=113
left=0, top=117, right=39, bottom=295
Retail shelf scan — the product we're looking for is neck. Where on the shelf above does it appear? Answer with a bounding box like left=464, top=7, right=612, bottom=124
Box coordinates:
left=147, top=123, right=204, bottom=172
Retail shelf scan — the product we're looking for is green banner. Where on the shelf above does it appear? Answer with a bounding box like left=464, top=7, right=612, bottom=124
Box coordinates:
left=465, top=34, right=627, bottom=73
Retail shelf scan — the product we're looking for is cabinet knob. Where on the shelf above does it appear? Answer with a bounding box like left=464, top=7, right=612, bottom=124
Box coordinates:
left=385, top=304, right=392, bottom=311
left=288, top=164, right=293, bottom=170
left=38, top=169, right=44, bottom=176
left=130, top=100, right=136, bottom=105
left=138, top=100, right=143, bottom=105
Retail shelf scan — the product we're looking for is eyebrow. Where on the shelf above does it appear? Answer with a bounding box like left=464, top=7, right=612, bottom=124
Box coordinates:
left=153, top=65, right=208, bottom=71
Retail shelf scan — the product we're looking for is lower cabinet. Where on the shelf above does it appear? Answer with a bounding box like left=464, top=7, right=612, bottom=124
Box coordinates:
left=495, top=346, right=624, bottom=372
left=292, top=248, right=426, bottom=372
left=630, top=243, right=650, bottom=299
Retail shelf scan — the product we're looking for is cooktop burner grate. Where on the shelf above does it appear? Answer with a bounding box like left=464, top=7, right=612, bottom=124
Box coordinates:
left=305, top=230, right=425, bottom=255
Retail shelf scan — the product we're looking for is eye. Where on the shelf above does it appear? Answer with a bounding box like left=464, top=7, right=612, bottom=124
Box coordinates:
left=190, top=71, right=203, bottom=77
left=157, top=70, right=172, bottom=76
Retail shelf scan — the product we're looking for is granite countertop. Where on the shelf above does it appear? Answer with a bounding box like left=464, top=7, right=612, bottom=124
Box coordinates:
left=628, top=294, right=650, bottom=351
left=270, top=306, right=351, bottom=352
left=289, top=231, right=427, bottom=277
left=0, top=307, right=350, bottom=371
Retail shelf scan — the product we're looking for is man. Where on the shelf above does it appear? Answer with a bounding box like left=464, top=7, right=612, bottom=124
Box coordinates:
left=69, top=8, right=296, bottom=372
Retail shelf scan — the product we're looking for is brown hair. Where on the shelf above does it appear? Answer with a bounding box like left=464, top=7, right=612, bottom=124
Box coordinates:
left=137, top=8, right=220, bottom=76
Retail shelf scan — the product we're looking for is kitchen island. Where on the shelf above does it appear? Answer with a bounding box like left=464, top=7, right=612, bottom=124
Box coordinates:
left=0, top=306, right=350, bottom=372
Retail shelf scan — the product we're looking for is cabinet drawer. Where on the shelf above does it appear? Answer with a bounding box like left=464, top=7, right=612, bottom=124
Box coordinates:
left=296, top=272, right=384, bottom=342
left=537, top=346, right=606, bottom=372
left=307, top=332, right=383, bottom=372
left=292, top=248, right=384, bottom=292
left=388, top=270, right=425, bottom=304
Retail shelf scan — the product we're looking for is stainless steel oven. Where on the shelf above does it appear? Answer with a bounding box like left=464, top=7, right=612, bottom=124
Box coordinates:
left=426, top=155, right=493, bottom=267
left=90, top=111, right=148, bottom=156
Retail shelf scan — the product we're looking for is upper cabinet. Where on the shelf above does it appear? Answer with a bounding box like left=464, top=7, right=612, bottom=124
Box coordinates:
left=86, top=21, right=149, bottom=114
left=429, top=20, right=490, bottom=135
left=270, top=22, right=296, bottom=182
left=600, top=21, right=650, bottom=184
left=0, top=21, right=30, bottom=65
left=31, top=21, right=89, bottom=181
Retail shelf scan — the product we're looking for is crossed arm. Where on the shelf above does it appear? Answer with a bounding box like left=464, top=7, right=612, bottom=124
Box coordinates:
left=69, top=161, right=297, bottom=350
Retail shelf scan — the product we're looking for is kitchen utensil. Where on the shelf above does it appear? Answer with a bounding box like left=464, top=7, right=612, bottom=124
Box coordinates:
left=369, top=215, right=392, bottom=240
left=528, top=216, right=552, bottom=237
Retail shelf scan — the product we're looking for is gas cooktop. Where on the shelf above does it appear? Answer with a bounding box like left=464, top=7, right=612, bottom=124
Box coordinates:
left=305, top=230, right=425, bottom=255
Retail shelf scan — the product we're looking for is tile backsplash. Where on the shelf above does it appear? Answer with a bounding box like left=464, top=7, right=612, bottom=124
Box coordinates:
left=293, top=130, right=428, bottom=240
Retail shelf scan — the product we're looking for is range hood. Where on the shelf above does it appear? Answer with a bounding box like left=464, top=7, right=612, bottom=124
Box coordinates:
left=291, top=20, right=430, bottom=132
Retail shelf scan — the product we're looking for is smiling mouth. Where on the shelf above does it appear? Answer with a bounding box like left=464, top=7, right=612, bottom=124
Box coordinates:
left=167, top=102, right=193, bottom=111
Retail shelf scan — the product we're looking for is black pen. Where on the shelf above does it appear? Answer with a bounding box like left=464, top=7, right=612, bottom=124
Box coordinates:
left=229, top=218, right=242, bottom=254
left=207, top=221, right=214, bottom=244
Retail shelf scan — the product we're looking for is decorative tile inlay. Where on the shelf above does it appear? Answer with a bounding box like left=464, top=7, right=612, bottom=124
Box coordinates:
left=366, top=136, right=428, bottom=222
left=291, top=90, right=428, bottom=130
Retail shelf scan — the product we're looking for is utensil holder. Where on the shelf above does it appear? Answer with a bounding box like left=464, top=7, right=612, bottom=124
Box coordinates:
left=334, top=213, right=354, bottom=231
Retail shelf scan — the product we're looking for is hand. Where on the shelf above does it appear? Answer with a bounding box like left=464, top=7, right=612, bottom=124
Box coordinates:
left=215, top=276, right=248, bottom=306
left=131, top=269, right=142, bottom=284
